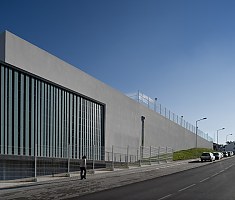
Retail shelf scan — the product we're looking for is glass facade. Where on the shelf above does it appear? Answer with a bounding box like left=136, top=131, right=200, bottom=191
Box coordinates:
left=0, top=63, right=105, bottom=160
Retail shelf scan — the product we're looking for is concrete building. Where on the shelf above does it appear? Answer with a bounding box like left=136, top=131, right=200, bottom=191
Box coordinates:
left=0, top=31, right=213, bottom=180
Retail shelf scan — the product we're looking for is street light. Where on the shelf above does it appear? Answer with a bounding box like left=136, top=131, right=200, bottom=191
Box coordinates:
left=181, top=116, right=183, bottom=126
left=141, top=116, right=145, bottom=147
left=226, top=133, right=232, bottom=143
left=141, top=116, right=145, bottom=160
left=196, top=117, right=207, bottom=148
left=154, top=98, right=157, bottom=112
left=217, top=128, right=225, bottom=144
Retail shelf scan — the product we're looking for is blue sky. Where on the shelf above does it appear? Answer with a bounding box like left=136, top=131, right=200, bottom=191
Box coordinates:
left=1, top=0, right=235, bottom=144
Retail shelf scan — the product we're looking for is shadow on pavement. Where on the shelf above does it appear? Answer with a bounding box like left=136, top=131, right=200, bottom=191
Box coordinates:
left=188, top=160, right=201, bottom=163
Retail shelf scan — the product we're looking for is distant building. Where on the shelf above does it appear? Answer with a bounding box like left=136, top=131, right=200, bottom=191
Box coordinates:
left=225, top=141, right=235, bottom=152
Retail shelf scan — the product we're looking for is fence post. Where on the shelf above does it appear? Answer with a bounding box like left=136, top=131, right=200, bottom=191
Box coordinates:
left=34, top=143, right=37, bottom=182
left=137, top=148, right=140, bottom=166
left=137, top=90, right=140, bottom=103
left=111, top=145, right=114, bottom=171
left=127, top=145, right=129, bottom=168
left=149, top=146, right=151, bottom=165
left=158, top=147, right=160, bottom=164
left=166, top=146, right=168, bottom=163
left=92, top=144, right=95, bottom=172
left=67, top=144, right=70, bottom=177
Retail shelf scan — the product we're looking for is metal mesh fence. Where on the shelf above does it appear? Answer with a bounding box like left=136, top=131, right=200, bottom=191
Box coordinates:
left=0, top=145, right=105, bottom=181
left=105, top=145, right=173, bottom=169
left=0, top=144, right=173, bottom=181
left=127, top=91, right=213, bottom=142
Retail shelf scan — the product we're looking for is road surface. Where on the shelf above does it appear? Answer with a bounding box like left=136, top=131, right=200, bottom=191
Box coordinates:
left=72, top=157, right=235, bottom=200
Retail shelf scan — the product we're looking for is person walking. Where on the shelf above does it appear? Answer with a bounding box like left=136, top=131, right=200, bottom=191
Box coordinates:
left=80, top=155, right=87, bottom=180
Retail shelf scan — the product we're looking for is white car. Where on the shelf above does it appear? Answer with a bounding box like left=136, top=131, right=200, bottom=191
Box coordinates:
left=228, top=151, right=234, bottom=156
left=200, top=152, right=215, bottom=162
left=213, top=152, right=222, bottom=160
left=223, top=151, right=228, bottom=157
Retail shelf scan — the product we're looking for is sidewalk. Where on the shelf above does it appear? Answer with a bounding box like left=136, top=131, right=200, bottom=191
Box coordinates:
left=0, top=158, right=217, bottom=199
left=0, top=159, right=202, bottom=190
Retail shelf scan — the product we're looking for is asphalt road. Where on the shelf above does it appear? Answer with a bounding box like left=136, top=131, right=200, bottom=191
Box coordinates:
left=73, top=157, right=235, bottom=200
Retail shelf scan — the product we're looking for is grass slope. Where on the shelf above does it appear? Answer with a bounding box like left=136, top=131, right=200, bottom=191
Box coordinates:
left=173, top=148, right=214, bottom=161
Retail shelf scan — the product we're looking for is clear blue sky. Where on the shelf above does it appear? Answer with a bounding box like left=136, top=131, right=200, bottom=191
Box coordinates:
left=1, top=0, right=235, bottom=144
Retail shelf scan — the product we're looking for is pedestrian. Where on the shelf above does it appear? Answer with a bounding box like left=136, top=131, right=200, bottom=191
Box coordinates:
left=80, top=155, right=87, bottom=180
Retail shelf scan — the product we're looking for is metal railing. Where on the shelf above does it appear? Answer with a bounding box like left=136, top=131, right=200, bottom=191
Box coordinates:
left=105, top=145, right=173, bottom=169
left=0, top=144, right=173, bottom=181
left=127, top=91, right=213, bottom=142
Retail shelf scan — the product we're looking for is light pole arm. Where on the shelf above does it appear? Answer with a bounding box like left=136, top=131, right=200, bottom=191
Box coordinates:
left=217, top=128, right=225, bottom=144
left=195, top=117, right=207, bottom=148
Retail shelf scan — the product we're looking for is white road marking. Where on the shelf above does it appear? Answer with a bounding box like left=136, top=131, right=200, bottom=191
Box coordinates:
left=158, top=162, right=235, bottom=200
left=178, top=184, right=196, bottom=192
left=199, top=177, right=210, bottom=182
left=210, top=172, right=219, bottom=177
left=158, top=194, right=173, bottom=200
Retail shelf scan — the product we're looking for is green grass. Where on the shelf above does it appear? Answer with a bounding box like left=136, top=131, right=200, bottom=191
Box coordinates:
left=173, top=148, right=213, bottom=161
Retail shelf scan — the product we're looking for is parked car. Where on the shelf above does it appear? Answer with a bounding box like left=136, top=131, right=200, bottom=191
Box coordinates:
left=220, top=152, right=224, bottom=158
left=227, top=151, right=234, bottom=157
left=213, top=152, right=222, bottom=160
left=222, top=151, right=228, bottom=157
left=200, top=152, right=215, bottom=162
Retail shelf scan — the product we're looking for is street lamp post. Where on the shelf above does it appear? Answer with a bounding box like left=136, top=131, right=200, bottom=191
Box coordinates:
left=217, top=128, right=225, bottom=145
left=196, top=117, right=207, bottom=148
left=180, top=116, right=183, bottom=126
left=141, top=116, right=145, bottom=147
left=154, top=98, right=157, bottom=112
left=226, top=133, right=232, bottom=143
left=141, top=116, right=145, bottom=160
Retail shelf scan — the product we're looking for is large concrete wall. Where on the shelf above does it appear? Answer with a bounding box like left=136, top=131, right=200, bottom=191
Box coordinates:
left=1, top=31, right=213, bottom=151
left=0, top=32, right=5, bottom=62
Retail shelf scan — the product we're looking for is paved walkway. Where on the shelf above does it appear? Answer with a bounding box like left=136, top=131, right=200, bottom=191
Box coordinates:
left=0, top=159, right=212, bottom=200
